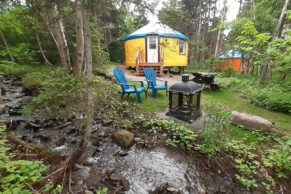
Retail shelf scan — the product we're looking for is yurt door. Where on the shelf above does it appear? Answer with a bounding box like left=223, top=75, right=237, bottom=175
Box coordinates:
left=147, top=35, right=159, bottom=63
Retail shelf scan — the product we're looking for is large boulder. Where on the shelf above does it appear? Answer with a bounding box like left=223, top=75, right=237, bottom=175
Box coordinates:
left=231, top=111, right=273, bottom=131
left=112, top=130, right=134, bottom=148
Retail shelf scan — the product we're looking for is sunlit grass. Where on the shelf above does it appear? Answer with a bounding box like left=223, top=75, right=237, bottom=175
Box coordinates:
left=120, top=86, right=291, bottom=137
left=203, top=89, right=291, bottom=133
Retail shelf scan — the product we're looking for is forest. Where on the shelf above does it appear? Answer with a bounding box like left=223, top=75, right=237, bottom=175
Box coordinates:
left=0, top=0, right=291, bottom=193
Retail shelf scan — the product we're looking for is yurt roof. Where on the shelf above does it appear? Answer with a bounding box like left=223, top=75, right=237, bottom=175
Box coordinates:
left=219, top=49, right=248, bottom=59
left=124, top=21, right=187, bottom=41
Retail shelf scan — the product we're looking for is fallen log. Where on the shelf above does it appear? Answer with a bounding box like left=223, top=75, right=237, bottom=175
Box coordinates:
left=6, top=134, right=66, bottom=164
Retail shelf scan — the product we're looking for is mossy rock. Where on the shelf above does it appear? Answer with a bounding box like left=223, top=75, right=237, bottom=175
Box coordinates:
left=112, top=130, right=134, bottom=149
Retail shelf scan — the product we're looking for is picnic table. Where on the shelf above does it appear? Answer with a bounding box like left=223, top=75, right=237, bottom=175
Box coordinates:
left=191, top=72, right=220, bottom=91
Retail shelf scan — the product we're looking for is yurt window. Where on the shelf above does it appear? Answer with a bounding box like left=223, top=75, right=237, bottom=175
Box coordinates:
left=179, top=40, right=185, bottom=55
left=149, top=36, right=157, bottom=49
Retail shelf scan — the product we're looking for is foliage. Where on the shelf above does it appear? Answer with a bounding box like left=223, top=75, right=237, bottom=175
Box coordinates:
left=0, top=127, right=48, bottom=193
left=30, top=72, right=118, bottom=119
left=195, top=103, right=230, bottom=156
left=95, top=187, right=108, bottom=194
left=263, top=138, right=291, bottom=179
left=233, top=19, right=270, bottom=65
left=22, top=71, right=49, bottom=90
left=0, top=63, right=51, bottom=77
left=219, top=76, right=291, bottom=113
left=43, top=184, right=62, bottom=194
left=0, top=43, right=38, bottom=64
left=30, top=72, right=87, bottom=119
left=134, top=116, right=197, bottom=149
left=267, top=29, right=291, bottom=86
left=225, top=140, right=275, bottom=191
left=105, top=100, right=137, bottom=121
left=158, top=0, right=220, bottom=64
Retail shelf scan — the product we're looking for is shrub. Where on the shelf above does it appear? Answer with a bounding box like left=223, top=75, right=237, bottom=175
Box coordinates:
left=22, top=71, right=49, bottom=90
left=30, top=73, right=87, bottom=119
left=263, top=138, right=291, bottom=179
left=0, top=127, right=48, bottom=193
left=196, top=103, right=230, bottom=156
left=219, top=76, right=291, bottom=113
left=0, top=43, right=39, bottom=65
left=0, top=63, right=51, bottom=77
left=29, top=72, right=119, bottom=120
left=249, top=87, right=291, bottom=113
left=134, top=116, right=197, bottom=149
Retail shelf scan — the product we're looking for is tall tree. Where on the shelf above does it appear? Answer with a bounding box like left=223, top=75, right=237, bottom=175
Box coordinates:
left=50, top=3, right=72, bottom=73
left=273, top=0, right=290, bottom=39
left=214, top=0, right=227, bottom=56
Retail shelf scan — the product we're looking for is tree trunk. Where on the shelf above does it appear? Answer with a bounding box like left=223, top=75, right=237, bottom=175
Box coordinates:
left=214, top=0, right=227, bottom=57
left=73, top=0, right=85, bottom=76
left=83, top=11, right=93, bottom=77
left=47, top=22, right=59, bottom=50
left=273, top=0, right=289, bottom=39
left=0, top=30, right=15, bottom=63
left=50, top=4, right=72, bottom=73
left=238, top=0, right=243, bottom=15
left=64, top=0, right=93, bottom=176
left=261, top=0, right=290, bottom=84
left=36, top=34, right=54, bottom=67
left=196, top=1, right=202, bottom=64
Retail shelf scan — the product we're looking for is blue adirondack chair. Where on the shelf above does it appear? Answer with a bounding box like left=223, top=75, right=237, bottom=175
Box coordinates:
left=144, top=68, right=168, bottom=97
left=113, top=67, right=147, bottom=103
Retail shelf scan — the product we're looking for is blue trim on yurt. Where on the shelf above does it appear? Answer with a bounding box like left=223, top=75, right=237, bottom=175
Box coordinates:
left=124, top=33, right=188, bottom=41
left=219, top=49, right=248, bottom=59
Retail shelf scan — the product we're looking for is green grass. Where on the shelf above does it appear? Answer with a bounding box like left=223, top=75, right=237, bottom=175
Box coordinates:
left=121, top=87, right=291, bottom=138
left=139, top=91, right=168, bottom=112
left=121, top=90, right=168, bottom=112
left=203, top=89, right=291, bottom=133
left=0, top=63, right=53, bottom=77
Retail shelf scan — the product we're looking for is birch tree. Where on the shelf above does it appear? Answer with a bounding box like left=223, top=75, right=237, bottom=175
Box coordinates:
left=214, top=0, right=227, bottom=56
left=261, top=0, right=290, bottom=83
left=273, top=0, right=290, bottom=39
left=50, top=3, right=72, bottom=73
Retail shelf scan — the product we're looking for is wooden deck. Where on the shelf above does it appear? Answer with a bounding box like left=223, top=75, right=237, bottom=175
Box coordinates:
left=135, top=49, right=164, bottom=76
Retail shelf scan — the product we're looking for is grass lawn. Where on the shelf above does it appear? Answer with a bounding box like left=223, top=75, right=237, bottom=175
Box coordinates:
left=121, top=87, right=291, bottom=139
left=203, top=89, right=291, bottom=133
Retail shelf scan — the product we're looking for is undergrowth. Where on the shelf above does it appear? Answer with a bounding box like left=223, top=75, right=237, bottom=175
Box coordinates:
left=218, top=75, right=291, bottom=114
left=0, top=63, right=52, bottom=78
left=133, top=115, right=197, bottom=149
left=0, top=127, right=49, bottom=193
left=0, top=64, right=120, bottom=120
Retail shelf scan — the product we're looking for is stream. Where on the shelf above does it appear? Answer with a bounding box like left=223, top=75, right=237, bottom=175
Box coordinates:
left=0, top=75, right=248, bottom=194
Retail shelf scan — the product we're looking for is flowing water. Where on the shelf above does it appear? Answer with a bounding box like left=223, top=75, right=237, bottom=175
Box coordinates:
left=1, top=76, right=248, bottom=194
left=88, top=142, right=204, bottom=193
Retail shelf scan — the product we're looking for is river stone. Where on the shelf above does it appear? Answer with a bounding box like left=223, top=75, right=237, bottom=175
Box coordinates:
left=231, top=111, right=273, bottom=131
left=73, top=118, right=87, bottom=130
left=112, top=130, right=134, bottom=148
left=0, top=105, right=5, bottom=114
left=84, top=190, right=94, bottom=194
left=20, top=96, right=33, bottom=104
left=55, top=137, right=66, bottom=146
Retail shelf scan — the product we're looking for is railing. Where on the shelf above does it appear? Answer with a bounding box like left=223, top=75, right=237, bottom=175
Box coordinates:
left=136, top=48, right=143, bottom=65
left=135, top=47, right=164, bottom=76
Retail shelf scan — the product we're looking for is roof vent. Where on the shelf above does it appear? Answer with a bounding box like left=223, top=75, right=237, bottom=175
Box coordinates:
left=169, top=75, right=203, bottom=94
left=182, top=74, right=189, bottom=82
